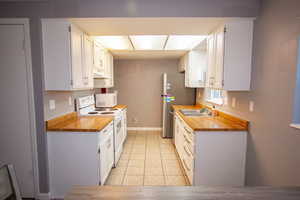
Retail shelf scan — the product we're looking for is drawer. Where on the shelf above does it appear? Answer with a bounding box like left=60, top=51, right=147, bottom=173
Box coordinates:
left=183, top=125, right=194, bottom=142
left=182, top=157, right=194, bottom=184
left=183, top=140, right=194, bottom=158
left=183, top=132, right=194, bottom=153
left=98, top=122, right=113, bottom=142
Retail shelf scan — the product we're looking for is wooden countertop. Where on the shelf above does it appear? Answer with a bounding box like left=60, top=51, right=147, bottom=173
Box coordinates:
left=172, top=105, right=248, bottom=131
left=65, top=186, right=300, bottom=200
left=113, top=104, right=127, bottom=110
left=46, top=112, right=114, bottom=132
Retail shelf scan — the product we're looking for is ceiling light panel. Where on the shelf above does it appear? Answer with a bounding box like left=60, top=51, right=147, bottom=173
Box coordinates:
left=94, top=36, right=133, bottom=50
left=129, top=35, right=168, bottom=50
left=165, top=35, right=207, bottom=50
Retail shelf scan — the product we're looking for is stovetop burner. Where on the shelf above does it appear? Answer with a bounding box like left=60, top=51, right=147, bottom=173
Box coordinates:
left=88, top=111, right=99, bottom=114
left=100, top=111, right=115, bottom=114
left=95, top=107, right=118, bottom=111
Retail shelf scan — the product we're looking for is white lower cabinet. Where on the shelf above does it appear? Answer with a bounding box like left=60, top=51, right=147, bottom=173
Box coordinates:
left=47, top=122, right=114, bottom=199
left=174, top=113, right=247, bottom=186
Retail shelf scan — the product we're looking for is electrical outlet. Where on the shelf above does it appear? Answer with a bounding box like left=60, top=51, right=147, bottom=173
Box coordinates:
left=49, top=100, right=55, bottom=110
left=68, top=96, right=72, bottom=106
left=231, top=97, right=236, bottom=108
left=132, top=118, right=138, bottom=123
left=249, top=101, right=254, bottom=112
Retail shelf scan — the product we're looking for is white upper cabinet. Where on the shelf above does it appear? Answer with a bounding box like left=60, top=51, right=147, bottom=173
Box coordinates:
left=182, top=45, right=207, bottom=88
left=42, top=19, right=93, bottom=91
left=70, top=24, right=85, bottom=89
left=94, top=49, right=114, bottom=88
left=83, top=34, right=94, bottom=88
left=206, top=19, right=254, bottom=91
left=93, top=41, right=106, bottom=78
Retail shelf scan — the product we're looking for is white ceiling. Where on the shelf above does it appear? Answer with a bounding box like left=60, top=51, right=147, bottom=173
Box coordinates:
left=70, top=17, right=227, bottom=59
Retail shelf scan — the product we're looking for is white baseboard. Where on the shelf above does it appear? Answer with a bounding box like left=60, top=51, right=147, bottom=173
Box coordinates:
left=127, top=127, right=162, bottom=131
left=36, top=192, right=51, bottom=200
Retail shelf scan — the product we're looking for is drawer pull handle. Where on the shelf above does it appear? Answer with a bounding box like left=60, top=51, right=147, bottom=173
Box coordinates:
left=184, top=127, right=192, bottom=135
left=184, top=146, right=192, bottom=157
left=183, top=135, right=191, bottom=144
left=183, top=159, right=190, bottom=171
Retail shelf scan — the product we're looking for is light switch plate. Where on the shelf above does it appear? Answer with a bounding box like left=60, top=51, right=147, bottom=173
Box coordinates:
left=68, top=96, right=72, bottom=106
left=249, top=101, right=254, bottom=112
left=49, top=100, right=55, bottom=110
left=232, top=97, right=236, bottom=108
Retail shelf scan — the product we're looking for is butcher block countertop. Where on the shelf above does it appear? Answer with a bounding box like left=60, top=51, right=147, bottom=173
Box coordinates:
left=113, top=104, right=127, bottom=110
left=172, top=105, right=248, bottom=131
left=65, top=186, right=300, bottom=200
left=46, top=112, right=114, bottom=132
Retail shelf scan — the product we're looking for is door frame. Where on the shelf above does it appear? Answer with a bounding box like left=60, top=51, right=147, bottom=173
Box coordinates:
left=0, top=18, right=40, bottom=198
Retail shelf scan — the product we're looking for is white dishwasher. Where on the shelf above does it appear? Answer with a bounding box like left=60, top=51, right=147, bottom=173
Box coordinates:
left=98, top=122, right=114, bottom=185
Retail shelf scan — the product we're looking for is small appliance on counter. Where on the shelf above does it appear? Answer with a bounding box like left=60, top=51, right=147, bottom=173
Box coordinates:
left=95, top=92, right=117, bottom=108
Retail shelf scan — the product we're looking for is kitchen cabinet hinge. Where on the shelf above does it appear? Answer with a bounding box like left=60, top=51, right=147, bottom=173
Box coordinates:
left=98, top=148, right=100, bottom=154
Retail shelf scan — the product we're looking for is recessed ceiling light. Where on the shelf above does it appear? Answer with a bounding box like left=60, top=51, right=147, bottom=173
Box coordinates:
left=129, top=35, right=168, bottom=50
left=94, top=36, right=133, bottom=50
left=165, top=35, right=207, bottom=50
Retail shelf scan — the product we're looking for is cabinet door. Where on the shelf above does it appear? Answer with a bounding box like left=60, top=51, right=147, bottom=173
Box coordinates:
left=206, top=34, right=216, bottom=88
left=70, top=24, right=84, bottom=89
left=83, top=35, right=94, bottom=88
left=104, top=52, right=114, bottom=88
left=94, top=42, right=105, bottom=77
left=214, top=26, right=225, bottom=89
left=186, top=51, right=207, bottom=88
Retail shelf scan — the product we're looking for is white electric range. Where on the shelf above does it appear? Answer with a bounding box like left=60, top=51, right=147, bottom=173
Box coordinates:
left=77, top=95, right=125, bottom=167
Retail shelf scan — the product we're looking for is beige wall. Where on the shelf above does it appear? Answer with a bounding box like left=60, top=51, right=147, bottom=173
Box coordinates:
left=113, top=59, right=195, bottom=127
left=197, top=0, right=300, bottom=186
left=43, top=90, right=96, bottom=120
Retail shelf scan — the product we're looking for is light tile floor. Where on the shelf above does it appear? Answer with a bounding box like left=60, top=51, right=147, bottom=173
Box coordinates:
left=105, top=130, right=188, bottom=186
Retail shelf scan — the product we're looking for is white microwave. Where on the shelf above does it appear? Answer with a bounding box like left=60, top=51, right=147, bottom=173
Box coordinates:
left=95, top=93, right=117, bottom=107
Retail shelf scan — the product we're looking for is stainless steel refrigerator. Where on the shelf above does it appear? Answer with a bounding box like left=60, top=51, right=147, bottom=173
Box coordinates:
left=161, top=73, right=195, bottom=138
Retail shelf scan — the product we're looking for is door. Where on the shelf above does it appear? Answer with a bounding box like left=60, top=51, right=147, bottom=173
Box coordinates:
left=83, top=35, right=94, bottom=88
left=206, top=34, right=216, bottom=88
left=94, top=41, right=105, bottom=77
left=99, top=132, right=114, bottom=185
left=70, top=24, right=84, bottom=89
left=0, top=24, right=35, bottom=197
left=214, top=26, right=225, bottom=89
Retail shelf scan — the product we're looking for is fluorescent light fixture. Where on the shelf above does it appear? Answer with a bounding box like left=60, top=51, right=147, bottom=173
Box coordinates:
left=129, top=35, right=167, bottom=50
left=165, top=35, right=207, bottom=50
left=94, top=36, right=133, bottom=50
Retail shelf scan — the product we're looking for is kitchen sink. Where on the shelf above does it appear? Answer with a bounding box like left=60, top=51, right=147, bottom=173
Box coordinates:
left=180, top=108, right=211, bottom=116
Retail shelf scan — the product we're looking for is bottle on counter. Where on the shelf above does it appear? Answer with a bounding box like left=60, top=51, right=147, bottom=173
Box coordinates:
left=211, top=105, right=218, bottom=117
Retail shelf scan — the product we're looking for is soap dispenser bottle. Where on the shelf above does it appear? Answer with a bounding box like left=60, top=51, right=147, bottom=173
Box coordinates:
left=212, top=105, right=218, bottom=117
